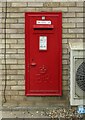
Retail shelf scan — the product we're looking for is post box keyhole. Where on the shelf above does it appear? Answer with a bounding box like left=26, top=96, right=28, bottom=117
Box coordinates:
left=31, top=59, right=36, bottom=66
left=32, top=59, right=34, bottom=61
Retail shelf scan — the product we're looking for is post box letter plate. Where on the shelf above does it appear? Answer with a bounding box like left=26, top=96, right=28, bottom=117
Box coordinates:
left=39, top=36, right=47, bottom=50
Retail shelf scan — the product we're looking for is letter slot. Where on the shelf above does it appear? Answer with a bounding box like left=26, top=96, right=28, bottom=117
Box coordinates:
left=33, top=25, right=54, bottom=29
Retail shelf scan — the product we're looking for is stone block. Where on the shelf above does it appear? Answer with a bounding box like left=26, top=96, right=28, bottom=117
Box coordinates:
left=7, top=81, right=17, bottom=86
left=63, top=70, right=68, bottom=75
left=10, top=44, right=24, bottom=48
left=10, top=75, right=24, bottom=80
left=63, top=13, right=75, bottom=18
left=63, top=29, right=68, bottom=34
left=63, top=81, right=68, bottom=86
left=10, top=54, right=24, bottom=59
left=12, top=3, right=27, bottom=7
left=6, top=39, right=17, bottom=43
left=11, top=86, right=25, bottom=90
left=9, top=13, right=24, bottom=18
left=17, top=29, right=24, bottom=33
left=10, top=24, right=24, bottom=28
left=10, top=34, right=24, bottom=39
left=18, top=80, right=25, bottom=85
left=68, top=7, right=83, bottom=12
left=17, top=49, right=24, bottom=53
left=17, top=59, right=25, bottom=64
left=63, top=23, right=75, bottom=28
left=62, top=49, right=68, bottom=54
left=63, top=75, right=69, bottom=80
left=62, top=60, right=68, bottom=64
left=35, top=8, right=52, bottom=12
left=10, top=64, right=24, bottom=69
left=2, top=59, right=17, bottom=64
left=63, top=33, right=76, bottom=38
left=77, top=23, right=83, bottom=27
left=77, top=34, right=84, bottom=38
left=4, top=48, right=17, bottom=54
left=6, top=29, right=17, bottom=33
left=2, top=18, right=17, bottom=23
left=60, top=2, right=76, bottom=7
left=69, top=28, right=83, bottom=33
left=53, top=7, right=68, bottom=12
left=68, top=18, right=83, bottom=23
left=76, top=2, right=83, bottom=6
left=28, top=2, right=43, bottom=7
left=5, top=91, right=18, bottom=95
left=43, top=2, right=60, bottom=7
left=62, top=39, right=67, bottom=44
left=18, top=91, right=24, bottom=95
left=76, top=13, right=83, bottom=17
left=7, top=70, right=17, bottom=75
left=17, top=39, right=24, bottom=43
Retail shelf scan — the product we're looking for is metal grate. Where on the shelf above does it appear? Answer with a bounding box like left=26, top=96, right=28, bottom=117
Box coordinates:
left=76, top=61, right=85, bottom=92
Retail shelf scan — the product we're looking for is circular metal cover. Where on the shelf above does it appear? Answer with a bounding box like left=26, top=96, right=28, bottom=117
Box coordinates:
left=76, top=61, right=85, bottom=92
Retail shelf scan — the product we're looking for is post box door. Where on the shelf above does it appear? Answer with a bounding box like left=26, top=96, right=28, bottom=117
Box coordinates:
left=25, top=12, right=62, bottom=96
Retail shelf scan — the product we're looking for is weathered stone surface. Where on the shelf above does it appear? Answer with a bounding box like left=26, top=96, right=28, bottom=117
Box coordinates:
left=12, top=3, right=27, bottom=7
left=68, top=7, right=83, bottom=12
left=53, top=7, right=68, bottom=12
left=28, top=2, right=43, bottom=7
left=43, top=2, right=60, bottom=7
left=60, top=2, right=76, bottom=7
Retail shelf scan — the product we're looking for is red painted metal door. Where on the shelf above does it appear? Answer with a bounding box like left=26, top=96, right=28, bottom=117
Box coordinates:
left=25, top=12, right=62, bottom=96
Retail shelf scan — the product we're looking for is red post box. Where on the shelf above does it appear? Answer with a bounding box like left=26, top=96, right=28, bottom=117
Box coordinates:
left=25, top=12, right=62, bottom=96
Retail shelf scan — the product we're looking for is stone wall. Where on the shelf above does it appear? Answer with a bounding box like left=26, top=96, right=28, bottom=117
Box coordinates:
left=1, top=1, right=84, bottom=108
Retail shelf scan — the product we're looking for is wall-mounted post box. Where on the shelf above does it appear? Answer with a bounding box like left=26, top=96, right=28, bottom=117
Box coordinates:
left=25, top=12, right=62, bottom=96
